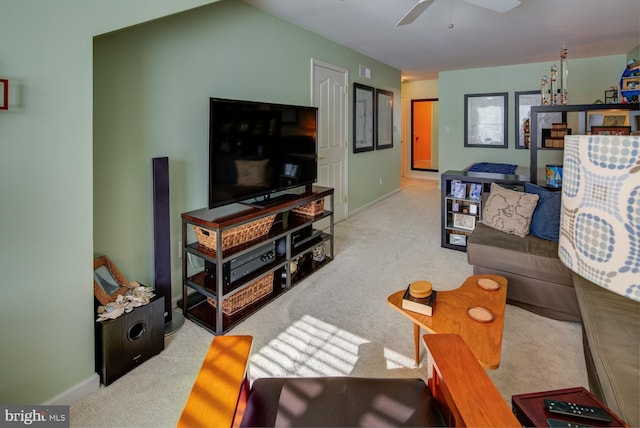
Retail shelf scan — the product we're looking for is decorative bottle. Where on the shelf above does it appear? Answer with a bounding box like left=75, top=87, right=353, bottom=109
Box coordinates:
left=541, top=75, right=549, bottom=105
left=550, top=65, right=558, bottom=105
left=560, top=44, right=568, bottom=105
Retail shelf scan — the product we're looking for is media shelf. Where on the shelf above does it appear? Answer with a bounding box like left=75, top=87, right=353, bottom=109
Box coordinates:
left=529, top=103, right=639, bottom=184
left=181, top=186, right=334, bottom=334
left=441, top=171, right=528, bottom=252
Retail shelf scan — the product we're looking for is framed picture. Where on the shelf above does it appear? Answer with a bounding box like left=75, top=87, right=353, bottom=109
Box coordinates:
left=0, top=79, right=7, bottom=110
left=375, top=89, right=393, bottom=149
left=449, top=234, right=467, bottom=246
left=587, top=110, right=629, bottom=129
left=450, top=180, right=466, bottom=198
left=353, top=83, right=375, bottom=153
left=464, top=92, right=508, bottom=148
left=603, top=115, right=628, bottom=126
left=468, top=183, right=482, bottom=200
left=514, top=91, right=565, bottom=149
left=591, top=126, right=631, bottom=136
left=93, top=256, right=131, bottom=306
left=453, top=213, right=476, bottom=231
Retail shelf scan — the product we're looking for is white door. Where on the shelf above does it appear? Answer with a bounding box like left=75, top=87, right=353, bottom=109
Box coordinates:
left=312, top=59, right=349, bottom=222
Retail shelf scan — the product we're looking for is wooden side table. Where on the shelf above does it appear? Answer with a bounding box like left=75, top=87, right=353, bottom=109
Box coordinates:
left=512, top=387, right=627, bottom=427
left=388, top=274, right=507, bottom=369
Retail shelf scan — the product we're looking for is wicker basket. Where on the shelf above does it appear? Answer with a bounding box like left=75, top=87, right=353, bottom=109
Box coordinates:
left=207, top=273, right=274, bottom=316
left=192, top=215, right=276, bottom=253
left=292, top=199, right=325, bottom=217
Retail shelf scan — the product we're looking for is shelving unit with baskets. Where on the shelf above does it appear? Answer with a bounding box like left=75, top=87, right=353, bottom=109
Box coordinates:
left=441, top=171, right=528, bottom=251
left=181, top=186, right=334, bottom=334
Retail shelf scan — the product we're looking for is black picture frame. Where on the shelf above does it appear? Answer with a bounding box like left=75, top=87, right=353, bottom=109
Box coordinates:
left=591, top=126, right=631, bottom=135
left=375, top=88, right=393, bottom=150
left=515, top=90, right=565, bottom=149
left=464, top=92, right=508, bottom=148
left=353, top=83, right=375, bottom=153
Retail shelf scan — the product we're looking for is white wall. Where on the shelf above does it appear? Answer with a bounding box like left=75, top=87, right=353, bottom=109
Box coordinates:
left=0, top=0, right=215, bottom=405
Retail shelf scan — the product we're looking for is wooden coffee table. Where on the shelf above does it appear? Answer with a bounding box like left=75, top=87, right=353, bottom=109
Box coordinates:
left=388, top=274, right=507, bottom=369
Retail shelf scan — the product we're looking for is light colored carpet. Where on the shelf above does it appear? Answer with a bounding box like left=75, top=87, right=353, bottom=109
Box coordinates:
left=70, top=178, right=587, bottom=427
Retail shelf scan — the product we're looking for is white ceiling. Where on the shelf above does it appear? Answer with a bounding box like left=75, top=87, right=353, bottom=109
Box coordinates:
left=241, top=0, right=640, bottom=81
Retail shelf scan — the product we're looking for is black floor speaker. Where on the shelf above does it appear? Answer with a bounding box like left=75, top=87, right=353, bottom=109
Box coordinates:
left=152, top=157, right=184, bottom=335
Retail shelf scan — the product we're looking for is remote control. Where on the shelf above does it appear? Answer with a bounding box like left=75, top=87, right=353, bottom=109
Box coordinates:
left=544, top=399, right=612, bottom=423
left=546, top=417, right=593, bottom=428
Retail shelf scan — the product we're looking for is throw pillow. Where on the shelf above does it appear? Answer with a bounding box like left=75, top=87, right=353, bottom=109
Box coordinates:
left=236, top=159, right=269, bottom=187
left=482, top=182, right=539, bottom=238
left=525, top=182, right=561, bottom=242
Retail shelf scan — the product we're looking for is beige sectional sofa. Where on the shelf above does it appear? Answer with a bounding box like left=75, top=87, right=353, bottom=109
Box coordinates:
left=467, top=223, right=639, bottom=427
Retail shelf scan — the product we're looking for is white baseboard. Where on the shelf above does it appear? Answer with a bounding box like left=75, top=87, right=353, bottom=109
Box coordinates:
left=43, top=373, right=100, bottom=405
left=405, top=171, right=439, bottom=181
left=349, top=188, right=401, bottom=218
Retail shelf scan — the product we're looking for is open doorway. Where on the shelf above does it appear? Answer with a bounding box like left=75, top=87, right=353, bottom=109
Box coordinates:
left=411, top=98, right=439, bottom=172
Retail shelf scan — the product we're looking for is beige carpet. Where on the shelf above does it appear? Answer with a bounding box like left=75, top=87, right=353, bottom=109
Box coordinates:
left=70, top=178, right=587, bottom=427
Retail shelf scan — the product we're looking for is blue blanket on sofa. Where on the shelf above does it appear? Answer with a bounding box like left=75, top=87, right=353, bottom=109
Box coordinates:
left=467, top=162, right=517, bottom=175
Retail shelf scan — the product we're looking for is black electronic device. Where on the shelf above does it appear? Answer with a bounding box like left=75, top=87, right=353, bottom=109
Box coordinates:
left=544, top=400, right=612, bottom=423
left=546, top=418, right=592, bottom=428
left=205, top=241, right=276, bottom=287
left=208, top=97, right=318, bottom=209
left=292, top=226, right=322, bottom=250
left=95, top=297, right=165, bottom=385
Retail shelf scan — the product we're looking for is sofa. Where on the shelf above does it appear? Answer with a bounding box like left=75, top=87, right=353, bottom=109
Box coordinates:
left=467, top=185, right=640, bottom=427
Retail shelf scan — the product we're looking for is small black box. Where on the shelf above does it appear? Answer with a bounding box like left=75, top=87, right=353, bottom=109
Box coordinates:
left=95, top=296, right=165, bottom=385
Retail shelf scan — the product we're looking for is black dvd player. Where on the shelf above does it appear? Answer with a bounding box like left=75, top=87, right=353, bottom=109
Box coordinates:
left=205, top=241, right=276, bottom=287
left=292, top=226, right=323, bottom=250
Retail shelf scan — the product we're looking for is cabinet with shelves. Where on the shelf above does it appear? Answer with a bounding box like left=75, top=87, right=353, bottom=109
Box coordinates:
left=529, top=103, right=639, bottom=184
left=441, top=171, right=528, bottom=251
left=181, top=186, right=334, bottom=334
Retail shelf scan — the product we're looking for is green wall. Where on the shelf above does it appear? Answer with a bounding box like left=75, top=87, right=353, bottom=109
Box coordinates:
left=93, top=1, right=401, bottom=316
left=437, top=55, right=628, bottom=175
left=0, top=0, right=216, bottom=405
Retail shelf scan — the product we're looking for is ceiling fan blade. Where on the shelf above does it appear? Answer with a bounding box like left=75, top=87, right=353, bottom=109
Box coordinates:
left=462, top=0, right=520, bottom=13
left=396, top=0, right=435, bottom=26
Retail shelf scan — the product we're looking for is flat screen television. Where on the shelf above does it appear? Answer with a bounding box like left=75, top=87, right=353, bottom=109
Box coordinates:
left=208, top=98, right=318, bottom=209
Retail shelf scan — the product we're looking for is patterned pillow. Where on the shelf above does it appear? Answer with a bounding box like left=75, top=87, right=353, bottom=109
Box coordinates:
left=482, top=182, right=539, bottom=238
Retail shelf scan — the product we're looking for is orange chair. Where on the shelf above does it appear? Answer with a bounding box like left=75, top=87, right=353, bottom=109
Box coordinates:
left=178, top=334, right=518, bottom=427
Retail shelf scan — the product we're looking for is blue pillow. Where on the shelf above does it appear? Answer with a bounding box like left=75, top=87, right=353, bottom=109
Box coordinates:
left=525, top=183, right=561, bottom=242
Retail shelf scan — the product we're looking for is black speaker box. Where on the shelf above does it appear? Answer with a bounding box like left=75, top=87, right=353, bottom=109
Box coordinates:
left=152, top=157, right=172, bottom=323
left=95, top=296, right=165, bottom=385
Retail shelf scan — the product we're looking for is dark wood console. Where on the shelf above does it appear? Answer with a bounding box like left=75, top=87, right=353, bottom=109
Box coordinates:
left=181, top=186, right=334, bottom=334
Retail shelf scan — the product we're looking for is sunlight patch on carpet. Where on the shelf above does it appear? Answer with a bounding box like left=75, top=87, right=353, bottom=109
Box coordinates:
left=248, top=314, right=414, bottom=380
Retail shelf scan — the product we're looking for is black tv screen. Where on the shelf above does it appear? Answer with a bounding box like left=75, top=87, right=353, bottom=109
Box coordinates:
left=208, top=98, right=318, bottom=209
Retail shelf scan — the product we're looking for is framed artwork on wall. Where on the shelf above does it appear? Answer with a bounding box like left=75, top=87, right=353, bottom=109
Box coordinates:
left=464, top=92, right=508, bottom=148
left=353, top=83, right=375, bottom=153
left=375, top=88, right=393, bottom=150
left=0, top=79, right=8, bottom=110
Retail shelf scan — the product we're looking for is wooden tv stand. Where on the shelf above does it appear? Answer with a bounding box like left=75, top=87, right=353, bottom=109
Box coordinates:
left=181, top=186, right=334, bottom=334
